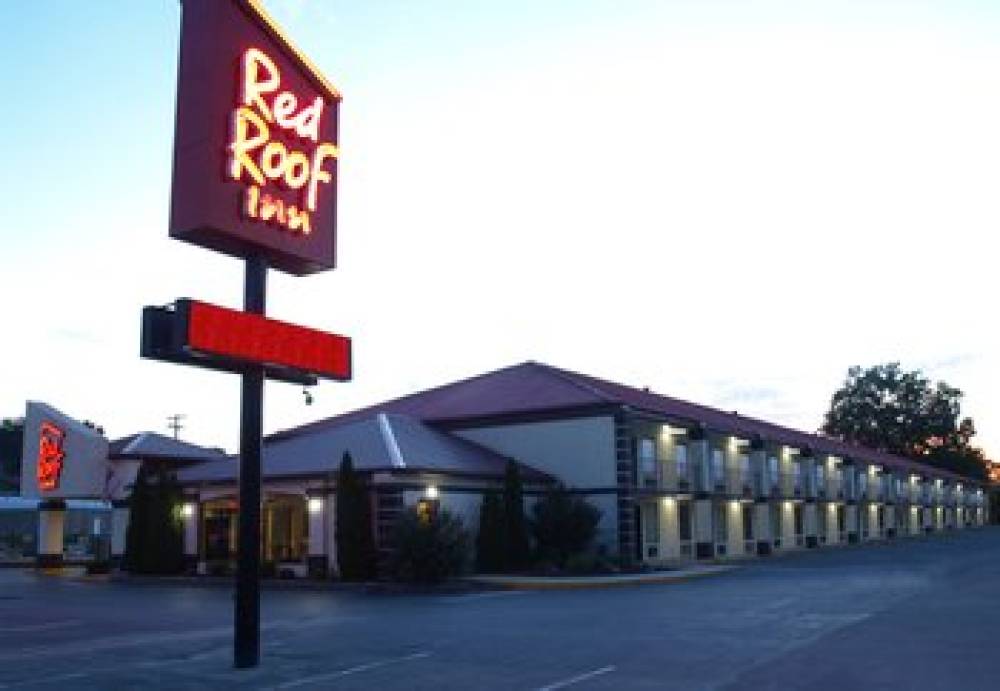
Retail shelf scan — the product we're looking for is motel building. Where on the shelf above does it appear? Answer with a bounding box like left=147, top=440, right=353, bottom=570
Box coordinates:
left=16, top=362, right=989, bottom=574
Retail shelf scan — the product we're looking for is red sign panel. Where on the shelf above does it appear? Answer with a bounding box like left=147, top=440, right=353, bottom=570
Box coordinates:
left=170, top=0, right=340, bottom=275
left=37, top=422, right=66, bottom=492
left=185, top=300, right=351, bottom=381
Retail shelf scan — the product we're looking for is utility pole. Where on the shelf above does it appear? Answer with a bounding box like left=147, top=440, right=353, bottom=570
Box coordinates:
left=167, top=413, right=186, bottom=439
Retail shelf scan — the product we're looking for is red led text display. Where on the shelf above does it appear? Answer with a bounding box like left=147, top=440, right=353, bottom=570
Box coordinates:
left=37, top=422, right=66, bottom=492
left=185, top=300, right=351, bottom=381
left=170, top=0, right=341, bottom=275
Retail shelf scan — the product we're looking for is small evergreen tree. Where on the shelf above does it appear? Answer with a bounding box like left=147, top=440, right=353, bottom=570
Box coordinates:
left=124, top=464, right=184, bottom=574
left=335, top=452, right=377, bottom=581
left=475, top=489, right=506, bottom=573
left=531, top=486, right=601, bottom=568
left=502, top=461, right=530, bottom=570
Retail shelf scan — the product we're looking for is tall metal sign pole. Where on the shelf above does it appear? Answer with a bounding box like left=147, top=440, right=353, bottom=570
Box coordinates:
left=236, top=256, right=266, bottom=667
left=142, top=0, right=351, bottom=669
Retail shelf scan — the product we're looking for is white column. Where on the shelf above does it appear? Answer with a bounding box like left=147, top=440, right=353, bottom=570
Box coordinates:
left=37, top=501, right=65, bottom=567
left=825, top=503, right=839, bottom=545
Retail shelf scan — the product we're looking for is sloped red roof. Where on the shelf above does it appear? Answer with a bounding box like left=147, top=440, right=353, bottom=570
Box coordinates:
left=270, top=361, right=977, bottom=485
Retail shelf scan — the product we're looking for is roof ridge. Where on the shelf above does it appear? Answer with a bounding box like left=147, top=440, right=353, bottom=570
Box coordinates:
left=526, top=362, right=621, bottom=405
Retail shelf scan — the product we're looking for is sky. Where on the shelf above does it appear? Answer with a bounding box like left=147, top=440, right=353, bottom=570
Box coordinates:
left=1, top=0, right=998, bottom=459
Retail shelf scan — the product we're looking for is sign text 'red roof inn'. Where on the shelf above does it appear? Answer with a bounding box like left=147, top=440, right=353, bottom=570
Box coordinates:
left=170, top=0, right=341, bottom=275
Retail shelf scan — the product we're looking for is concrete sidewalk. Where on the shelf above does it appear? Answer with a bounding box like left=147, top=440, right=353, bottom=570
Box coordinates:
left=467, top=564, right=737, bottom=590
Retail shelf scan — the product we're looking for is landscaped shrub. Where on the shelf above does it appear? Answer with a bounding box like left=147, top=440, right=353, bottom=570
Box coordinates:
left=531, top=486, right=601, bottom=569
left=335, top=452, right=377, bottom=581
left=387, top=507, right=469, bottom=584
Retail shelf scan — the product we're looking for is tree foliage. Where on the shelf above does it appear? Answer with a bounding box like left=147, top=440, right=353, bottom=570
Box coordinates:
left=531, top=486, right=601, bottom=568
left=124, top=463, right=184, bottom=574
left=475, top=489, right=506, bottom=573
left=335, top=452, right=377, bottom=581
left=387, top=507, right=469, bottom=583
left=822, top=363, right=989, bottom=480
left=502, top=461, right=530, bottom=570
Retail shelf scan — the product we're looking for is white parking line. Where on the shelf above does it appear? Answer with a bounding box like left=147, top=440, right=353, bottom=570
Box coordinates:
left=271, top=651, right=432, bottom=689
left=536, top=665, right=616, bottom=691
left=0, top=620, right=80, bottom=633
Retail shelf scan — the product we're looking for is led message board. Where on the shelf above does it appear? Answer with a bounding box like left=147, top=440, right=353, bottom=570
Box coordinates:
left=141, top=300, right=351, bottom=382
left=185, top=300, right=351, bottom=381
left=170, top=0, right=340, bottom=275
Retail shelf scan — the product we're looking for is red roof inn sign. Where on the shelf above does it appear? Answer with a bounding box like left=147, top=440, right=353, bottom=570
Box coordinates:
left=170, top=0, right=340, bottom=275
left=143, top=0, right=352, bottom=669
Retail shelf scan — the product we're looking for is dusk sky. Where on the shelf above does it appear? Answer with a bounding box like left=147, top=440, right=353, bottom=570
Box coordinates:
left=1, top=0, right=998, bottom=458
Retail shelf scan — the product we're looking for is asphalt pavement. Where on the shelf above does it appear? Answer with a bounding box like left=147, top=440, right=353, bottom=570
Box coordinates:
left=0, top=527, right=997, bottom=690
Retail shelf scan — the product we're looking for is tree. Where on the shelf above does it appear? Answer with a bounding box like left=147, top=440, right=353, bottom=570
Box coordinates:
left=475, top=489, right=506, bottom=573
left=502, top=461, right=530, bottom=570
left=531, top=486, right=601, bottom=568
left=335, top=452, right=377, bottom=581
left=822, top=363, right=989, bottom=480
left=124, top=463, right=184, bottom=574
left=387, top=507, right=469, bottom=583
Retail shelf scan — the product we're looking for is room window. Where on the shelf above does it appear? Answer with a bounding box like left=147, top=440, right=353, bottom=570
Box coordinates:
left=678, top=501, right=692, bottom=541
left=638, top=437, right=657, bottom=487
left=742, top=505, right=753, bottom=540
left=714, top=503, right=727, bottom=543
left=768, top=456, right=779, bottom=485
left=711, top=449, right=725, bottom=486
left=642, top=502, right=660, bottom=546
left=675, top=445, right=689, bottom=483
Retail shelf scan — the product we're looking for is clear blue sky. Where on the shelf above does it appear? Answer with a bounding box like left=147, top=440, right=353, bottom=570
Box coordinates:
left=2, top=0, right=999, bottom=458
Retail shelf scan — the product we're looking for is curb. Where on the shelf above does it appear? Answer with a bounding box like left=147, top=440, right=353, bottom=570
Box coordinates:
left=465, top=565, right=738, bottom=591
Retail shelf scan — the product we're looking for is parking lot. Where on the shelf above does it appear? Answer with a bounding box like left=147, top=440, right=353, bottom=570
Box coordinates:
left=1, top=528, right=998, bottom=690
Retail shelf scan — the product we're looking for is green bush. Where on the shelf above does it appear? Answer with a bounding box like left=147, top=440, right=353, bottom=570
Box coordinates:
left=388, top=507, right=469, bottom=584
left=531, top=486, right=601, bottom=568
